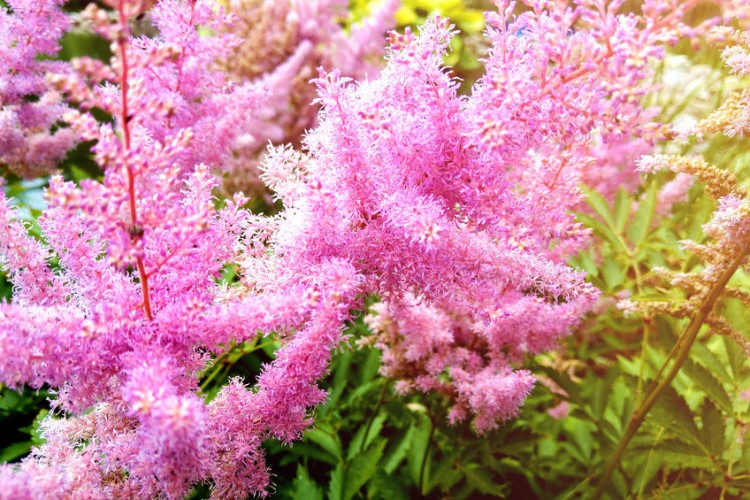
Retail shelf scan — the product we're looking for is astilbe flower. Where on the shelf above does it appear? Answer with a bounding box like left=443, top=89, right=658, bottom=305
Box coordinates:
left=0, top=0, right=77, bottom=177
left=1, top=0, right=734, bottom=495
left=255, top=0, right=731, bottom=433
left=254, top=10, right=608, bottom=433
left=690, top=19, right=750, bottom=139
left=217, top=0, right=400, bottom=196
left=480, top=0, right=741, bottom=205
left=0, top=0, right=362, bottom=497
left=627, top=13, right=750, bottom=351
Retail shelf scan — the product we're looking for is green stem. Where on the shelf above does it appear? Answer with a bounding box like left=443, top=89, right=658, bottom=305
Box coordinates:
left=635, top=317, right=651, bottom=405
left=593, top=249, right=748, bottom=499
left=199, top=338, right=276, bottom=392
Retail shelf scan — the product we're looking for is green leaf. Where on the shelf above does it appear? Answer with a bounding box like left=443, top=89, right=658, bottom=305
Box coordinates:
left=650, top=386, right=700, bottom=441
left=571, top=249, right=599, bottom=277
left=348, top=412, right=387, bottom=460
left=722, top=336, right=746, bottom=381
left=328, top=462, right=344, bottom=500
left=30, top=409, right=48, bottom=447
left=627, top=183, right=657, bottom=247
left=584, top=187, right=615, bottom=227
left=576, top=213, right=623, bottom=251
left=368, top=470, right=410, bottom=500
left=613, top=187, right=631, bottom=234
left=304, top=428, right=343, bottom=463
left=645, top=440, right=714, bottom=469
left=0, top=441, right=31, bottom=463
left=682, top=360, right=733, bottom=414
left=601, top=257, right=626, bottom=290
left=291, top=465, right=324, bottom=500
left=357, top=348, right=382, bottom=385
left=325, top=351, right=351, bottom=411
left=282, top=442, right=339, bottom=466
left=426, top=449, right=460, bottom=492
left=700, top=399, right=725, bottom=458
left=691, top=342, right=732, bottom=384
left=463, top=466, right=505, bottom=497
left=408, top=415, right=432, bottom=485
left=343, top=438, right=387, bottom=500
left=383, top=427, right=414, bottom=475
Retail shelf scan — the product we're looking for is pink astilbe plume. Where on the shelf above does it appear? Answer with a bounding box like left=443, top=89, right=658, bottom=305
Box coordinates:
left=255, top=11, right=609, bottom=433
left=218, top=0, right=399, bottom=196
left=0, top=0, right=77, bottom=176
left=256, top=0, right=735, bottom=432
left=3, top=0, right=738, bottom=495
left=0, top=0, right=363, bottom=497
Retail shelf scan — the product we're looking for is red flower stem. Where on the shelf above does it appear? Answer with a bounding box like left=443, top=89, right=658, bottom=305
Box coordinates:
left=118, top=0, right=153, bottom=321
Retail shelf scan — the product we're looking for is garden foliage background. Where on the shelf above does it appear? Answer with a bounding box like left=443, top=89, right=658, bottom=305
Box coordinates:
left=3, top=0, right=750, bottom=498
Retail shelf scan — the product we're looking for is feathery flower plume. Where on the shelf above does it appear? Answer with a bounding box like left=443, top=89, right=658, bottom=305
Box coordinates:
left=0, top=0, right=77, bottom=177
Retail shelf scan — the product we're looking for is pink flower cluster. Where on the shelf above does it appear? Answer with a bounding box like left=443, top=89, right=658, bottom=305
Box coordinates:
left=351, top=0, right=723, bottom=432
left=0, top=0, right=738, bottom=496
left=0, top=0, right=76, bottom=177
left=211, top=0, right=401, bottom=195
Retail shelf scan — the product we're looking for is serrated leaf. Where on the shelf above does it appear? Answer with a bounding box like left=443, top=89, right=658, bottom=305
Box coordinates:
left=602, top=257, right=626, bottom=290
left=343, top=438, right=386, bottom=500
left=408, top=415, right=432, bottom=485
left=291, top=465, right=324, bottom=500
left=650, top=386, right=700, bottom=441
left=591, top=367, right=621, bottom=421
left=646, top=440, right=714, bottom=469
left=368, top=470, right=409, bottom=500
left=357, top=348, right=382, bottom=385
left=383, top=427, right=414, bottom=475
left=348, top=412, right=387, bottom=460
left=571, top=249, right=598, bottom=277
left=326, top=353, right=352, bottom=410
left=282, top=442, right=339, bottom=466
left=463, top=466, right=505, bottom=497
left=700, top=400, right=725, bottom=457
left=683, top=360, right=733, bottom=414
left=691, top=342, right=732, bottom=383
left=328, top=463, right=344, bottom=500
left=722, top=336, right=746, bottom=380
left=426, top=449, right=460, bottom=493
left=576, top=213, right=624, bottom=251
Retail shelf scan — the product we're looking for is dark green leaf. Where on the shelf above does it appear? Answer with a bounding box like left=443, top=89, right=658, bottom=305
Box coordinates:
left=343, top=438, right=386, bottom=500
left=463, top=466, right=505, bottom=497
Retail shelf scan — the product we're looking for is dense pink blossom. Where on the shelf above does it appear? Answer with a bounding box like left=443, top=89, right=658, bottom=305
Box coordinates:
left=0, top=1, right=361, bottom=496
left=258, top=10, right=610, bottom=432
left=0, top=0, right=76, bottom=176
left=1, top=0, right=736, bottom=495
left=218, top=0, right=399, bottom=196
